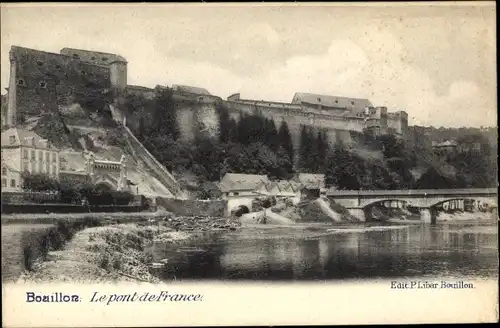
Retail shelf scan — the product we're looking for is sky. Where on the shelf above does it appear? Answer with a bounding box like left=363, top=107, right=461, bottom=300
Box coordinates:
left=1, top=3, right=497, bottom=128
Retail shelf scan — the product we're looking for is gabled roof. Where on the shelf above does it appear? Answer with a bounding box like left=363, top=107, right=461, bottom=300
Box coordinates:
left=219, top=173, right=270, bottom=192
left=293, top=173, right=326, bottom=189
left=434, top=140, right=458, bottom=148
left=276, top=180, right=301, bottom=193
left=172, top=85, right=211, bottom=96
left=1, top=127, right=53, bottom=149
left=440, top=140, right=458, bottom=147
left=292, top=92, right=373, bottom=113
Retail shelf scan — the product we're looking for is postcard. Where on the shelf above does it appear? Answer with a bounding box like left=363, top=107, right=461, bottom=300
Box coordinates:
left=1, top=2, right=498, bottom=327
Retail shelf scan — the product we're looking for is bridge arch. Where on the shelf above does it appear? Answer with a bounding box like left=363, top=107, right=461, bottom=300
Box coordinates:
left=234, top=205, right=250, bottom=217
left=95, top=181, right=114, bottom=192
left=93, top=174, right=119, bottom=191
left=429, top=197, right=496, bottom=212
left=360, top=199, right=414, bottom=222
left=361, top=199, right=411, bottom=210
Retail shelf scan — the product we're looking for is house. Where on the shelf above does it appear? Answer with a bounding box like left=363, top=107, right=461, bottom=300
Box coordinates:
left=292, top=173, right=326, bottom=199
left=219, top=173, right=270, bottom=215
left=256, top=180, right=302, bottom=205
left=1, top=127, right=60, bottom=192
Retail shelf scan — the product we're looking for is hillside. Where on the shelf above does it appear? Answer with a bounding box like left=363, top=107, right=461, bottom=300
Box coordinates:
left=5, top=79, right=496, bottom=195
left=13, top=101, right=176, bottom=198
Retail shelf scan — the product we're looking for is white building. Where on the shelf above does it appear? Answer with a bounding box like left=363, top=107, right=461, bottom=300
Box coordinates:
left=256, top=180, right=302, bottom=205
left=219, top=173, right=270, bottom=215
left=1, top=127, right=60, bottom=191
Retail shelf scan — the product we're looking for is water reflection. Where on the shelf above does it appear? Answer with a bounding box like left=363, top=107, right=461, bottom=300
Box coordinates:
left=153, top=223, right=498, bottom=281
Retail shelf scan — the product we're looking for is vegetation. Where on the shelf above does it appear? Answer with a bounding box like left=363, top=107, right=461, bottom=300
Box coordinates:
left=20, top=172, right=134, bottom=206
left=123, top=89, right=497, bottom=191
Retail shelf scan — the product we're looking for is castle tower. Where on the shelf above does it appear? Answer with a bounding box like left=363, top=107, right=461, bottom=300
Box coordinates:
left=109, top=60, right=128, bottom=92
left=6, top=49, right=17, bottom=127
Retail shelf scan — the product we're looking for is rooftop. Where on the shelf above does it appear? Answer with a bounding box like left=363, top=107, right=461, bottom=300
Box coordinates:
left=60, top=47, right=127, bottom=63
left=172, top=85, right=211, bottom=96
left=219, top=173, right=270, bottom=192
left=292, top=92, right=373, bottom=113
left=1, top=127, right=54, bottom=149
left=293, top=173, right=326, bottom=189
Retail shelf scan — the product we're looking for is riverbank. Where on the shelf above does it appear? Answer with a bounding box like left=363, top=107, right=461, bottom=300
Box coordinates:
left=1, top=209, right=169, bottom=224
left=8, top=214, right=241, bottom=283
left=17, top=224, right=189, bottom=283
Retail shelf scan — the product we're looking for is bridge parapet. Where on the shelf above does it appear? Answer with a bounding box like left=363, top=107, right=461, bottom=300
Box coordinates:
left=328, top=188, right=498, bottom=212
left=327, top=188, right=498, bottom=197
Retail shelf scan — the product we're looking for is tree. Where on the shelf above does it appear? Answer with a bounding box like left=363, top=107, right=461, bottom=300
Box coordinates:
left=21, top=172, right=60, bottom=192
left=298, top=125, right=313, bottom=171
left=217, top=103, right=232, bottom=143
left=278, top=121, right=294, bottom=163
left=324, top=146, right=362, bottom=190
left=237, top=114, right=266, bottom=145
left=137, top=116, right=145, bottom=139
left=151, top=87, right=179, bottom=140
left=379, top=134, right=405, bottom=159
left=316, top=130, right=330, bottom=172
left=264, top=118, right=279, bottom=152
left=415, top=167, right=464, bottom=189
left=275, top=146, right=293, bottom=179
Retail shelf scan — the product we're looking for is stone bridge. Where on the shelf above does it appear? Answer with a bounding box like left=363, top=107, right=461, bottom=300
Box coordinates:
left=326, top=188, right=498, bottom=223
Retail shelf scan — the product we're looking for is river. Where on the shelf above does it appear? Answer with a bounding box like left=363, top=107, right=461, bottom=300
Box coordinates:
left=150, top=221, right=498, bottom=281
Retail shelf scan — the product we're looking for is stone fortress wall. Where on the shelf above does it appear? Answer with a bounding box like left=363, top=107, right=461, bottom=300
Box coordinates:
left=5, top=46, right=408, bottom=154
left=5, top=46, right=127, bottom=127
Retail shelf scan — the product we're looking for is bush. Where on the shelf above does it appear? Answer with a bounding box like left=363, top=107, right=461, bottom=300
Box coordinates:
left=21, top=172, right=60, bottom=192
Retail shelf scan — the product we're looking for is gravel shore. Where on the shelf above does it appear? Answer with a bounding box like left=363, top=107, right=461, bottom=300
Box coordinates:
left=15, top=215, right=241, bottom=284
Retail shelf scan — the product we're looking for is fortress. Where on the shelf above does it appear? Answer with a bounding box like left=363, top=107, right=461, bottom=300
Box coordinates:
left=3, top=46, right=408, bottom=153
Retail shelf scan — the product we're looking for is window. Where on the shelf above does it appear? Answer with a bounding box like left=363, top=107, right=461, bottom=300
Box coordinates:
left=102, top=57, right=108, bottom=61
left=317, top=97, right=321, bottom=102
left=31, top=150, right=35, bottom=160
left=17, top=78, right=26, bottom=87
left=36, top=60, right=44, bottom=67
left=91, top=56, right=96, bottom=60
left=335, top=100, right=338, bottom=104
left=45, top=152, right=50, bottom=161
left=351, top=101, right=355, bottom=105
left=45, top=162, right=50, bottom=174
left=32, top=138, right=36, bottom=146
left=9, top=135, right=16, bottom=144
left=23, top=162, right=28, bottom=172
left=39, top=81, right=47, bottom=89
left=52, top=153, right=57, bottom=163
left=38, top=150, right=42, bottom=161
left=52, top=165, right=57, bottom=175
left=2, top=167, right=7, bottom=175
left=55, top=64, right=62, bottom=70
left=233, top=192, right=239, bottom=196
left=23, top=149, right=28, bottom=159
left=10, top=179, right=15, bottom=187
left=73, top=54, right=80, bottom=59
left=38, top=161, right=43, bottom=173
left=1, top=179, right=6, bottom=187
